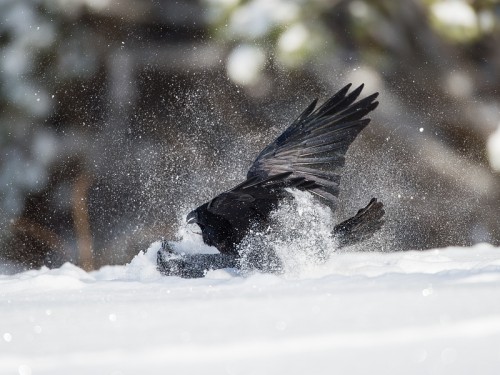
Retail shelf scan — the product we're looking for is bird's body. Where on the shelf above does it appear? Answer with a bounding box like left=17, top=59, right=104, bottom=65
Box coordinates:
left=157, top=83, right=385, bottom=277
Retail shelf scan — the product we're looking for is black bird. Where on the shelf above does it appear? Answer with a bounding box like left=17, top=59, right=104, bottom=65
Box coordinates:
left=157, top=83, right=385, bottom=277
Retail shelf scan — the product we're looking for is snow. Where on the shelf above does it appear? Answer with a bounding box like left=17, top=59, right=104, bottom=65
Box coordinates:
left=2, top=241, right=500, bottom=375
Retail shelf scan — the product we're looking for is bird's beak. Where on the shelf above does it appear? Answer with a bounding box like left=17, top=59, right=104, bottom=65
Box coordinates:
left=186, top=211, right=197, bottom=225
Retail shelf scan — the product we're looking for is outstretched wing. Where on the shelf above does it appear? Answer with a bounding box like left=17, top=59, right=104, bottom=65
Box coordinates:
left=247, top=83, right=379, bottom=210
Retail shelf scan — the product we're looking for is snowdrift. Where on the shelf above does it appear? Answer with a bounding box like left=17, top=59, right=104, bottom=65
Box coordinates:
left=2, top=242, right=500, bottom=375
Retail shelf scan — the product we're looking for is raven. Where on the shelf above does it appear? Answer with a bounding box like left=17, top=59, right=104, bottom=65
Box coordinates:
left=157, top=83, right=385, bottom=277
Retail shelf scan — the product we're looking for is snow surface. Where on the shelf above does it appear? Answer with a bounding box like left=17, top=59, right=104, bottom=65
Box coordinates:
left=2, top=241, right=500, bottom=375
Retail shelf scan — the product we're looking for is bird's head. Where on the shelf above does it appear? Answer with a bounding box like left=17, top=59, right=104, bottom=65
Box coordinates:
left=187, top=202, right=212, bottom=226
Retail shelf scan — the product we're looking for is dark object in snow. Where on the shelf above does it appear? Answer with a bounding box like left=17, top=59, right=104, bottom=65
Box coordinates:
left=157, top=83, right=385, bottom=277
left=157, top=241, right=239, bottom=278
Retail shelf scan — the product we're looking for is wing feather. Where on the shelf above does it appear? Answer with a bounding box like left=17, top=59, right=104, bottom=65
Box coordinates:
left=246, top=84, right=378, bottom=208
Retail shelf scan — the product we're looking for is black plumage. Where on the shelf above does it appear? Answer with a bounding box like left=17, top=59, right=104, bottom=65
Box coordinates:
left=158, top=83, right=385, bottom=277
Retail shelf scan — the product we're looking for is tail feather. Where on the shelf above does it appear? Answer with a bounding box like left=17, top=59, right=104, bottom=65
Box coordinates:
left=333, top=198, right=385, bottom=247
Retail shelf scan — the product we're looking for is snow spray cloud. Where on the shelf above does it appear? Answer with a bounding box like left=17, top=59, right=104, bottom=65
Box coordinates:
left=237, top=189, right=338, bottom=276
left=162, top=188, right=340, bottom=277
left=135, top=73, right=417, bottom=276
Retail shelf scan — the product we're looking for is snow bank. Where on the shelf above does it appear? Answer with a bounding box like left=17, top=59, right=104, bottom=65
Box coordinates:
left=2, top=243, right=500, bottom=375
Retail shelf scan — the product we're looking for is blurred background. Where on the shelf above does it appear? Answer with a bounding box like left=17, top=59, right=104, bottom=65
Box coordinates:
left=1, top=0, right=499, bottom=273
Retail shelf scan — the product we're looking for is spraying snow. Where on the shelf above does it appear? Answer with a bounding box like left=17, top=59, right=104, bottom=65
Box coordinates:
left=237, top=189, right=339, bottom=276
